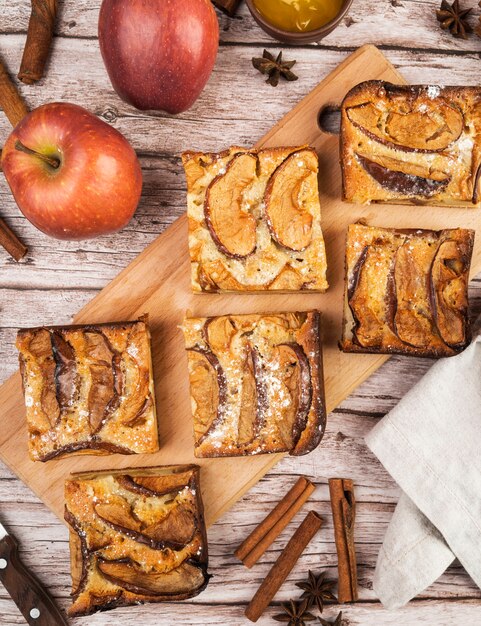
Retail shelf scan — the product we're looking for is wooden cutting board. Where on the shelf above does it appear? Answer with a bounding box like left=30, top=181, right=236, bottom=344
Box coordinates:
left=1, top=45, right=479, bottom=527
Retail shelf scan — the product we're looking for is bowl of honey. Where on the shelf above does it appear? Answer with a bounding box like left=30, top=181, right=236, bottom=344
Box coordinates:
left=245, top=0, right=353, bottom=43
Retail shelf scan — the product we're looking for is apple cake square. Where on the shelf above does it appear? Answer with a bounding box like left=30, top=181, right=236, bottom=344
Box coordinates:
left=16, top=316, right=158, bottom=461
left=65, top=464, right=209, bottom=616
left=341, top=81, right=481, bottom=206
left=341, top=223, right=474, bottom=357
left=181, top=311, right=326, bottom=457
left=182, top=145, right=328, bottom=292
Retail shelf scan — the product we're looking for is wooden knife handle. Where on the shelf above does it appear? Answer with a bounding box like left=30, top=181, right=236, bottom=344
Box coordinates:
left=0, top=535, right=68, bottom=626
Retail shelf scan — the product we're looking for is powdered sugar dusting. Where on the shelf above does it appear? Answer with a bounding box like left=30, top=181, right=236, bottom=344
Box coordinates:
left=186, top=314, right=318, bottom=456
left=426, top=85, right=441, bottom=99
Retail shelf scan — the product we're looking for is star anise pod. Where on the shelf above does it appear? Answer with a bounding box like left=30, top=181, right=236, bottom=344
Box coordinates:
left=296, top=570, right=338, bottom=613
left=252, top=50, right=298, bottom=87
left=273, top=599, right=316, bottom=626
left=319, top=611, right=344, bottom=626
left=436, top=0, right=472, bottom=39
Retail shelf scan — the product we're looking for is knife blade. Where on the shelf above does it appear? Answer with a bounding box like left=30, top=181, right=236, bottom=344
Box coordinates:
left=0, top=520, right=68, bottom=626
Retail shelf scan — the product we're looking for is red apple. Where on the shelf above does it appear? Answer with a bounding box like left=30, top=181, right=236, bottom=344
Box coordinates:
left=98, top=0, right=219, bottom=114
left=1, top=102, right=142, bottom=240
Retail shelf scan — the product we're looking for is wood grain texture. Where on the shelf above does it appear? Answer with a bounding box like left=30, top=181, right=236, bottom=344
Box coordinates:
left=1, top=2, right=481, bottom=624
left=4, top=0, right=481, bottom=53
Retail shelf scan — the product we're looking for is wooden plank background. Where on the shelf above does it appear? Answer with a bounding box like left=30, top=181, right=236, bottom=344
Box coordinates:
left=1, top=1, right=481, bottom=624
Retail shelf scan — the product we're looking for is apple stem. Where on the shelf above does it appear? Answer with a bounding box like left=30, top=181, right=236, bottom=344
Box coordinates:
left=14, top=140, right=60, bottom=169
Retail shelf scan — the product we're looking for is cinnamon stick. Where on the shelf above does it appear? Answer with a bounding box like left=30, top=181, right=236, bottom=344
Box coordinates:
left=244, top=510, right=322, bottom=623
left=0, top=217, right=27, bottom=261
left=212, top=0, right=242, bottom=17
left=0, top=59, right=29, bottom=260
left=18, top=0, right=58, bottom=84
left=0, top=59, right=29, bottom=127
left=329, top=478, right=358, bottom=603
left=235, top=476, right=315, bottom=568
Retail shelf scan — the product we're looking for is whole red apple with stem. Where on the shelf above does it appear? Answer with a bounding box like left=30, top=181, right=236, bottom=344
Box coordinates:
left=98, top=0, right=219, bottom=114
left=1, top=102, right=142, bottom=240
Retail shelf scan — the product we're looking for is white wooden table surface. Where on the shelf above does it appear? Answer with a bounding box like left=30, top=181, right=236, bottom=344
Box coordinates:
left=2, top=1, right=481, bottom=624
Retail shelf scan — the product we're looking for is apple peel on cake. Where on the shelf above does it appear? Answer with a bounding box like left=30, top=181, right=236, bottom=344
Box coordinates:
left=181, top=311, right=326, bottom=457
left=65, top=465, right=209, bottom=616
left=182, top=146, right=328, bottom=292
left=341, top=223, right=474, bottom=357
left=16, top=316, right=158, bottom=461
left=341, top=81, right=481, bottom=206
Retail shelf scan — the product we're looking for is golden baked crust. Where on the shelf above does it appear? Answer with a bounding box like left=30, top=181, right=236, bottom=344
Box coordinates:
left=16, top=316, right=158, bottom=461
left=341, top=223, right=474, bottom=357
left=181, top=311, right=326, bottom=457
left=182, top=146, right=328, bottom=292
left=65, top=465, right=209, bottom=617
left=341, top=81, right=481, bottom=206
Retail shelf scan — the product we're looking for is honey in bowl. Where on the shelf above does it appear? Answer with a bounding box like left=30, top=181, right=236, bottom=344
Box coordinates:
left=252, top=0, right=344, bottom=33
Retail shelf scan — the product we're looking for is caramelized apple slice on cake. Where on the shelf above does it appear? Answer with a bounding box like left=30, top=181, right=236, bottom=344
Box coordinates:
left=182, top=311, right=326, bottom=458
left=341, top=223, right=474, bottom=357
left=65, top=465, right=209, bottom=617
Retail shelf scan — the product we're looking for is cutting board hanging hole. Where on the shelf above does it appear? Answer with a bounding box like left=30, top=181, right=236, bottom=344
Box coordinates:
left=318, top=104, right=341, bottom=134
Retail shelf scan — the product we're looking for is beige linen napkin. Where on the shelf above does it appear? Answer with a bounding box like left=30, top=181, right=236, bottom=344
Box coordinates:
left=365, top=333, right=481, bottom=609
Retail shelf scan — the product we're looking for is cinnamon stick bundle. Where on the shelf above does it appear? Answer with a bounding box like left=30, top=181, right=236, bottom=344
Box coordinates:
left=19, top=0, right=58, bottom=84
left=235, top=476, right=315, bottom=568
left=245, top=510, right=322, bottom=622
left=212, top=0, right=243, bottom=17
left=329, top=478, right=358, bottom=603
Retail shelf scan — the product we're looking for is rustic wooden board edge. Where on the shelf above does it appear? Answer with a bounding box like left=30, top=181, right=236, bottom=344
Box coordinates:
left=205, top=453, right=285, bottom=526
